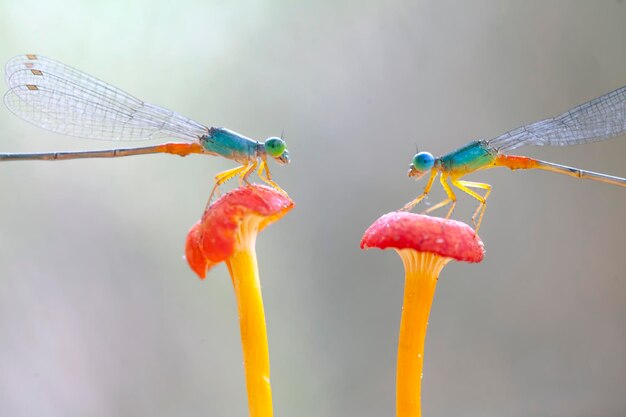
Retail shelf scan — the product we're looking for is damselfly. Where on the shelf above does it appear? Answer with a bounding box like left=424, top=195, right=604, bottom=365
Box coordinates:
left=2, top=54, right=290, bottom=198
left=403, top=84, right=626, bottom=231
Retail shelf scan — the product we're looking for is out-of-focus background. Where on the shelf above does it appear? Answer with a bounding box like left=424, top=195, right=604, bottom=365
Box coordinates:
left=1, top=1, right=625, bottom=416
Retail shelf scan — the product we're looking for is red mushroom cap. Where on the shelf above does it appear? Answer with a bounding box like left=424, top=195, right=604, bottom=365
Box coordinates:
left=185, top=184, right=294, bottom=278
left=185, top=221, right=209, bottom=278
left=360, top=212, right=484, bottom=263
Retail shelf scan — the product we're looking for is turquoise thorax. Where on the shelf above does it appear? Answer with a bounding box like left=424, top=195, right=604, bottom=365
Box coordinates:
left=200, top=127, right=260, bottom=163
left=438, top=140, right=497, bottom=175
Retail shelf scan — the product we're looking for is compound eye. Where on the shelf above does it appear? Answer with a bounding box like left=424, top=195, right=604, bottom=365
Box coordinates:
left=264, top=137, right=286, bottom=158
left=412, top=152, right=435, bottom=171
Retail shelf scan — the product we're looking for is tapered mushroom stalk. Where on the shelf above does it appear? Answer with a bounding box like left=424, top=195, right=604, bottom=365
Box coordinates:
left=186, top=184, right=294, bottom=417
left=361, top=212, right=484, bottom=417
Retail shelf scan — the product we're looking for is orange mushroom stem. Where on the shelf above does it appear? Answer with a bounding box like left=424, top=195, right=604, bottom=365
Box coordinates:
left=186, top=184, right=293, bottom=417
left=361, top=212, right=484, bottom=417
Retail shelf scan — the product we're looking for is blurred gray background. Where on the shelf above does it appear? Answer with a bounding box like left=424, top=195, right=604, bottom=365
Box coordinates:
left=0, top=1, right=625, bottom=416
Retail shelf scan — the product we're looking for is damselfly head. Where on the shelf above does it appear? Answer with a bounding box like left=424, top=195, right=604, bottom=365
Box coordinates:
left=409, top=151, right=434, bottom=179
left=264, top=137, right=290, bottom=165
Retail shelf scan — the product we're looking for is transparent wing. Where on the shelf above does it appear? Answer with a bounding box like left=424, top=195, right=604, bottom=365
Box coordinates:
left=4, top=54, right=209, bottom=141
left=488, top=85, right=626, bottom=151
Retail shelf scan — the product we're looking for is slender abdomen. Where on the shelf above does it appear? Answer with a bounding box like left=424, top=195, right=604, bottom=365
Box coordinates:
left=0, top=143, right=206, bottom=161
left=495, top=154, right=626, bottom=187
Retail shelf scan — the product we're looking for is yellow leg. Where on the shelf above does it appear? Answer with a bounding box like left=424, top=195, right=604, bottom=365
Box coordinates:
left=216, top=164, right=250, bottom=184
left=258, top=160, right=289, bottom=196
left=451, top=179, right=492, bottom=232
left=422, top=173, right=457, bottom=218
left=401, top=170, right=438, bottom=211
left=239, top=161, right=258, bottom=186
left=209, top=164, right=249, bottom=204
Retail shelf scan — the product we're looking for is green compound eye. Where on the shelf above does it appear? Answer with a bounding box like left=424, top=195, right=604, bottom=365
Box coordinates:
left=264, top=137, right=286, bottom=158
left=412, top=152, right=435, bottom=171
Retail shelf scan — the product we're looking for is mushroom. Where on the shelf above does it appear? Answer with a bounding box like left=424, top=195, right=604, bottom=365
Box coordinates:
left=186, top=184, right=294, bottom=417
left=361, top=212, right=484, bottom=417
